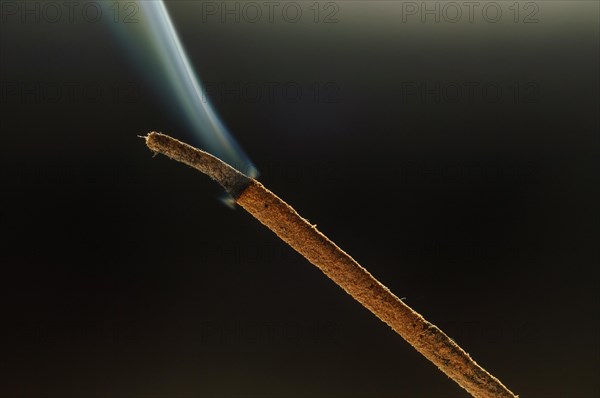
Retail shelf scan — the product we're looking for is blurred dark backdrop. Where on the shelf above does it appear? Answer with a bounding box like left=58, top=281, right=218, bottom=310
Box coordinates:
left=1, top=1, right=598, bottom=397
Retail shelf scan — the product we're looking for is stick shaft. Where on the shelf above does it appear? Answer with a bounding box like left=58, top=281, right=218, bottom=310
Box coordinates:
left=236, top=179, right=517, bottom=398
left=144, top=132, right=517, bottom=398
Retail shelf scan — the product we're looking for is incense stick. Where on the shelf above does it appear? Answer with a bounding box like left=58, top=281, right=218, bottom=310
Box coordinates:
left=144, top=132, right=518, bottom=398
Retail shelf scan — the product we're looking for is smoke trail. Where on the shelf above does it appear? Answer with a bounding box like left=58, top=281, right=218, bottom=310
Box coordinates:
left=104, top=1, right=257, bottom=177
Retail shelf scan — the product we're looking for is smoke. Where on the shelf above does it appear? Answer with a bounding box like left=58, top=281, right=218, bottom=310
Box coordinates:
left=104, top=0, right=257, bottom=177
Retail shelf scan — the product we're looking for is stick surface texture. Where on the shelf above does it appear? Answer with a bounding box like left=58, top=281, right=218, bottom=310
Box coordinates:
left=145, top=132, right=518, bottom=398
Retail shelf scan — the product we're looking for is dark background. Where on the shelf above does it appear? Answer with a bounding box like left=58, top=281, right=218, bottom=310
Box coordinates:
left=1, top=1, right=598, bottom=397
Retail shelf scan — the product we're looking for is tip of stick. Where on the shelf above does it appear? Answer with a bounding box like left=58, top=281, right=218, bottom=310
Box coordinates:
left=141, top=131, right=251, bottom=197
left=143, top=131, right=162, bottom=150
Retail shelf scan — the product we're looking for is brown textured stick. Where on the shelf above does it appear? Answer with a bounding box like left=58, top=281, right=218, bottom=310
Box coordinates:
left=144, top=132, right=518, bottom=398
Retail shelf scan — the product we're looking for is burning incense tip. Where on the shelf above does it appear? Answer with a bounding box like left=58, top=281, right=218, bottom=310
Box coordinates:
left=145, top=132, right=251, bottom=196
left=144, top=132, right=518, bottom=398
